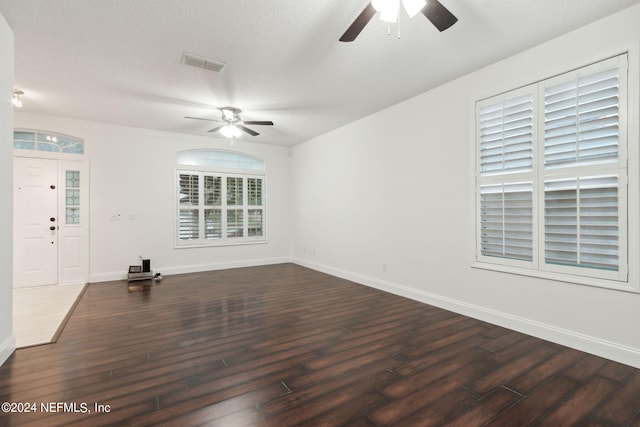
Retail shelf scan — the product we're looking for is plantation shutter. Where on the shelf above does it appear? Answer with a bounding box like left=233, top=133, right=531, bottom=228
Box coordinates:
left=178, top=173, right=200, bottom=240
left=544, top=176, right=619, bottom=271
left=478, top=93, right=534, bottom=175
left=480, top=182, right=533, bottom=261
left=248, top=177, right=265, bottom=237
left=204, top=175, right=222, bottom=239
left=544, top=66, right=620, bottom=166
left=226, top=177, right=244, bottom=238
left=475, top=54, right=628, bottom=284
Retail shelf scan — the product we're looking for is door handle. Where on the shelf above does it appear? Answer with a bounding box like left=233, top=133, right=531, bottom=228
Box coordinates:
left=49, top=226, right=56, bottom=231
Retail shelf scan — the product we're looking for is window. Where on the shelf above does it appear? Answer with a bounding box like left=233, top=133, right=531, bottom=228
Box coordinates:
left=14, top=130, right=84, bottom=154
left=65, top=170, right=81, bottom=224
left=176, top=150, right=265, bottom=247
left=475, top=54, right=630, bottom=286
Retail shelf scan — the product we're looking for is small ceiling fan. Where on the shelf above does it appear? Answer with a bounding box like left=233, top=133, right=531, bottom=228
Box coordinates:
left=185, top=107, right=274, bottom=137
left=339, top=0, right=457, bottom=42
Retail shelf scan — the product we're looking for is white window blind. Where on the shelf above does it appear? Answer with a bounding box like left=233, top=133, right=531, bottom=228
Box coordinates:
left=178, top=174, right=200, bottom=240
left=544, top=176, right=619, bottom=271
left=544, top=66, right=620, bottom=166
left=204, top=175, right=222, bottom=239
left=475, top=54, right=629, bottom=286
left=247, top=177, right=265, bottom=237
left=176, top=170, right=265, bottom=246
left=204, top=209, right=222, bottom=239
left=478, top=93, right=534, bottom=175
left=480, top=182, right=533, bottom=261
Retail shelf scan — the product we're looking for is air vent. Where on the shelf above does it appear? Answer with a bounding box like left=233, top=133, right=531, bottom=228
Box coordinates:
left=182, top=53, right=226, bottom=73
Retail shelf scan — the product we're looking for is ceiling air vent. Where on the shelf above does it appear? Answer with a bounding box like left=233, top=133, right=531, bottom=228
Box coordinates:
left=182, top=52, right=226, bottom=73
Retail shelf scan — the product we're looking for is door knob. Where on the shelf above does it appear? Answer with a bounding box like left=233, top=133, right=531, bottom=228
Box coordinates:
left=50, top=217, right=56, bottom=222
left=49, top=226, right=56, bottom=231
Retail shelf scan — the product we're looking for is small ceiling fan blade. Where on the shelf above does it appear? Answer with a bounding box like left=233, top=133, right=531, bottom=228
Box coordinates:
left=185, top=116, right=221, bottom=122
left=242, top=120, right=274, bottom=126
left=339, top=2, right=376, bottom=42
left=207, top=125, right=224, bottom=133
left=238, top=125, right=259, bottom=136
left=422, top=0, right=457, bottom=32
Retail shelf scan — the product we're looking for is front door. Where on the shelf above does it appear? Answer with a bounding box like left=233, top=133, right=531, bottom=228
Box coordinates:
left=14, top=157, right=59, bottom=287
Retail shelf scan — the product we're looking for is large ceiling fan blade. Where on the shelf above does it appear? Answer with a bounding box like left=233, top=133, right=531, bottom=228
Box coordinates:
left=422, top=0, right=457, bottom=32
left=184, top=116, right=221, bottom=122
left=242, top=120, right=274, bottom=126
left=339, top=2, right=376, bottom=42
left=207, top=125, right=224, bottom=134
left=238, top=125, right=259, bottom=136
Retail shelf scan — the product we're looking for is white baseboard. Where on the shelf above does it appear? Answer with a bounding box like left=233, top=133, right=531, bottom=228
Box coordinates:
left=160, top=257, right=291, bottom=276
left=292, top=257, right=640, bottom=369
left=89, top=257, right=291, bottom=283
left=0, top=334, right=16, bottom=366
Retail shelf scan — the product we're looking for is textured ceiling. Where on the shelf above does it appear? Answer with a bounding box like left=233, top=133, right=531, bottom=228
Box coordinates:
left=1, top=0, right=639, bottom=146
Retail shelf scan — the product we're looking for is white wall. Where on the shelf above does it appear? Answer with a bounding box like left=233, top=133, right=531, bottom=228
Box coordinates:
left=291, top=5, right=640, bottom=368
left=9, top=5, right=640, bottom=369
left=14, top=113, right=292, bottom=282
left=0, top=12, right=15, bottom=366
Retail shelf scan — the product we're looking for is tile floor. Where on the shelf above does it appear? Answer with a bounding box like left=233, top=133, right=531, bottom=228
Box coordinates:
left=12, top=283, right=85, bottom=348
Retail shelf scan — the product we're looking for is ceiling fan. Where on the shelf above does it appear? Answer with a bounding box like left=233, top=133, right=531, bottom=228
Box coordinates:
left=185, top=107, right=274, bottom=137
left=339, top=0, right=457, bottom=42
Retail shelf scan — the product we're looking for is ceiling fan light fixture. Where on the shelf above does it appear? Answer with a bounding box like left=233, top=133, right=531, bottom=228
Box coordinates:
left=372, top=0, right=399, bottom=23
left=402, top=0, right=426, bottom=17
left=220, top=124, right=241, bottom=138
left=230, top=126, right=242, bottom=138
left=338, top=0, right=458, bottom=42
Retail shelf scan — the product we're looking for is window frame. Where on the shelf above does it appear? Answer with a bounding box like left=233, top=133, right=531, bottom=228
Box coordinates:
left=473, top=52, right=638, bottom=292
left=476, top=84, right=539, bottom=270
left=174, top=166, right=267, bottom=248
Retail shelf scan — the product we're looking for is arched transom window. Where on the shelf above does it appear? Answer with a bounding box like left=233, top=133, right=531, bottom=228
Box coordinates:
left=14, top=130, right=84, bottom=154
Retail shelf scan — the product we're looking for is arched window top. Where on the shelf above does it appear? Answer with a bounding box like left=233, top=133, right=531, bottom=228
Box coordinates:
left=14, top=130, right=84, bottom=154
left=177, top=149, right=264, bottom=171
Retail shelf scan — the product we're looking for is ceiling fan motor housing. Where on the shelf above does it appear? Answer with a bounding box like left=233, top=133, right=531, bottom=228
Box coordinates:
left=220, top=106, right=242, bottom=122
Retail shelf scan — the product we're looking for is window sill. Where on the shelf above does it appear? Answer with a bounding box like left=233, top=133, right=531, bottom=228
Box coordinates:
left=471, top=261, right=638, bottom=294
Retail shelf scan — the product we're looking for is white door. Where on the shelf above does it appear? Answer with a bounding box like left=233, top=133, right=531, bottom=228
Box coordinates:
left=14, top=157, right=59, bottom=287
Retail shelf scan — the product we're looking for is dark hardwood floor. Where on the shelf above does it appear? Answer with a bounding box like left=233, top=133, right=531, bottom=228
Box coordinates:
left=1, top=263, right=639, bottom=426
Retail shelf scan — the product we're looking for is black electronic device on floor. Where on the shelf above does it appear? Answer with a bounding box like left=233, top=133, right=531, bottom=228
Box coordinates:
left=128, top=260, right=153, bottom=282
